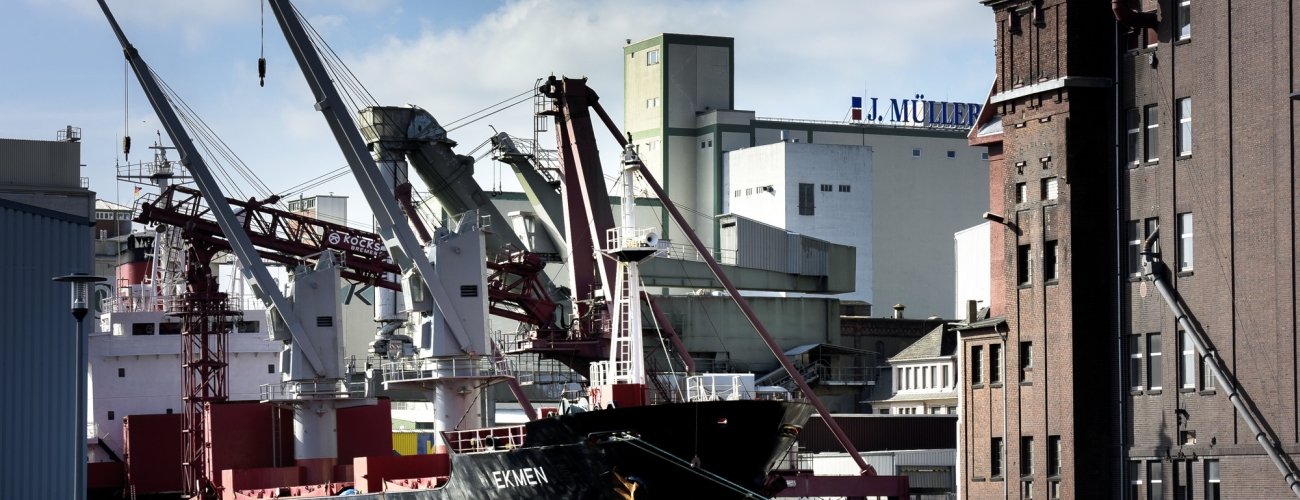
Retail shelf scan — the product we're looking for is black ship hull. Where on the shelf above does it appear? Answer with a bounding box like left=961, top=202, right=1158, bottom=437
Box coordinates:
left=354, top=400, right=813, bottom=499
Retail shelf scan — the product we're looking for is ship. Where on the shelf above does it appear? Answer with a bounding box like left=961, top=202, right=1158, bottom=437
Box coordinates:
left=86, top=1, right=902, bottom=498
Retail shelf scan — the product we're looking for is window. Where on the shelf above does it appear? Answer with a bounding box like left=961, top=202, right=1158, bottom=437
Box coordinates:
left=1044, top=240, right=1059, bottom=282
left=1177, top=0, right=1191, bottom=39
left=912, top=148, right=922, bottom=157
left=990, top=343, right=1003, bottom=384
left=992, top=437, right=1005, bottom=478
left=942, top=365, right=950, bottom=388
left=1127, top=108, right=1142, bottom=164
left=1128, top=221, right=1143, bottom=276
left=734, top=190, right=741, bottom=198
left=1203, top=355, right=1216, bottom=390
left=1021, top=436, right=1035, bottom=475
left=1145, top=105, right=1160, bottom=162
left=166, top=408, right=173, bottom=414
left=1177, top=97, right=1192, bottom=155
left=1205, top=460, right=1220, bottom=500
left=1048, top=436, right=1062, bottom=477
left=1175, top=460, right=1192, bottom=500
left=1023, top=480, right=1035, bottom=499
left=132, top=322, right=154, bottom=335
left=947, top=150, right=957, bottom=159
left=1149, top=333, right=1163, bottom=390
left=1130, top=334, right=1144, bottom=390
left=820, top=184, right=832, bottom=192
left=1130, top=461, right=1143, bottom=500
left=1042, top=177, right=1058, bottom=200
left=838, top=185, right=851, bottom=192
left=1019, top=342, right=1033, bottom=382
left=973, top=346, right=984, bottom=385
left=1181, top=331, right=1196, bottom=388
left=646, top=49, right=659, bottom=65
left=1016, top=182, right=1028, bottom=203
left=1050, top=480, right=1061, bottom=499
left=982, top=151, right=991, bottom=161
left=646, top=97, right=660, bottom=108
left=700, top=139, right=712, bottom=149
left=268, top=364, right=276, bottom=374
left=118, top=368, right=125, bottom=378
left=1150, top=461, right=1164, bottom=500
left=930, top=366, right=936, bottom=388
left=1018, top=244, right=1033, bottom=285
left=1178, top=213, right=1194, bottom=271
left=108, top=411, right=115, bottom=421
left=745, top=188, right=753, bottom=196
left=798, top=183, right=815, bottom=216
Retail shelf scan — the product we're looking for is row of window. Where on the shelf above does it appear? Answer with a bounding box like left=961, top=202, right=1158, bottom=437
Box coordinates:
left=1129, top=331, right=1215, bottom=392
left=1130, top=459, right=1220, bottom=500
left=96, top=212, right=131, bottom=220
left=971, top=341, right=1038, bottom=387
left=1126, top=98, right=1192, bottom=164
left=885, top=406, right=956, bottom=415
left=896, top=364, right=952, bottom=391
left=988, top=435, right=1063, bottom=479
left=1126, top=213, right=1194, bottom=275
left=1129, top=0, right=1191, bottom=49
left=733, top=186, right=774, bottom=197
left=910, top=148, right=980, bottom=160
left=1016, top=240, right=1060, bottom=286
left=795, top=183, right=850, bottom=216
left=1014, top=177, right=1058, bottom=204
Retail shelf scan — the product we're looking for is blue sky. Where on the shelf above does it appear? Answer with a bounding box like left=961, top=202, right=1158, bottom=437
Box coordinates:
left=1, top=0, right=994, bottom=227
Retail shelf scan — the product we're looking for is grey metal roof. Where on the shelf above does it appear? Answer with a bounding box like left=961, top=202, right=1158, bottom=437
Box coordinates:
left=862, top=390, right=959, bottom=404
left=889, top=325, right=952, bottom=361
left=953, top=315, right=1008, bottom=331
left=976, top=115, right=1003, bottom=137
left=785, top=343, right=875, bottom=357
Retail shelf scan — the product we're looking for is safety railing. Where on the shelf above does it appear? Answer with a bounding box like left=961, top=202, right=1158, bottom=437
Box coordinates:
left=685, top=374, right=795, bottom=402
left=260, top=379, right=359, bottom=401
left=382, top=357, right=498, bottom=383
left=656, top=240, right=738, bottom=266
left=441, top=425, right=527, bottom=454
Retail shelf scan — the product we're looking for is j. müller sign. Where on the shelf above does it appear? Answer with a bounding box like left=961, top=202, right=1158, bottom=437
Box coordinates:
left=851, top=95, right=982, bottom=130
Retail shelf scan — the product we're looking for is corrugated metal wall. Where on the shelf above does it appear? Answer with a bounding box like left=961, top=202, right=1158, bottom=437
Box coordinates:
left=0, top=139, right=80, bottom=188
left=0, top=202, right=92, bottom=500
left=718, top=214, right=831, bottom=275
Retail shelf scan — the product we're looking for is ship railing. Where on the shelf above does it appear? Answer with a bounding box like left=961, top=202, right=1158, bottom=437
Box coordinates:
left=771, top=444, right=814, bottom=472
left=604, top=227, right=668, bottom=256
left=441, top=425, right=527, bottom=454
left=655, top=240, right=738, bottom=266
left=685, top=374, right=795, bottom=402
left=382, top=357, right=498, bottom=383
left=260, top=379, right=357, bottom=402
left=589, top=360, right=611, bottom=387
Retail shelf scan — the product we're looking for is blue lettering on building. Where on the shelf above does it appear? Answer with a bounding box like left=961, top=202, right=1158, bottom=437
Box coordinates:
left=856, top=95, right=982, bottom=129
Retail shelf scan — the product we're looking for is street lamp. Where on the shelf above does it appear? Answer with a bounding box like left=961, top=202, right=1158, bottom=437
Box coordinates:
left=52, top=272, right=106, bottom=500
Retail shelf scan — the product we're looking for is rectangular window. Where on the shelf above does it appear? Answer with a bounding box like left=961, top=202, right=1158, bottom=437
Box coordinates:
left=734, top=190, right=741, bottom=197
left=1048, top=436, right=1062, bottom=477
left=1150, top=461, right=1164, bottom=500
left=1020, top=341, right=1033, bottom=382
left=745, top=188, right=752, bottom=196
left=820, top=184, right=832, bottom=192
left=1175, top=460, right=1192, bottom=500
left=1145, top=105, right=1160, bottom=162
left=1021, top=436, right=1034, bottom=475
left=942, top=365, right=950, bottom=388
left=973, top=346, right=984, bottom=385
left=1128, top=221, right=1143, bottom=276
left=1024, top=480, right=1035, bottom=499
left=1127, top=108, right=1142, bottom=164
left=930, top=366, right=936, bottom=388
left=1177, top=97, right=1192, bottom=155
left=838, top=185, right=851, bottom=192
left=1177, top=0, right=1191, bottom=39
left=1130, top=461, right=1143, bottom=500
left=118, top=368, right=125, bottom=378
left=1149, top=333, right=1163, bottom=390
left=1203, top=355, right=1216, bottom=390
left=1042, top=177, right=1058, bottom=200
left=1205, top=460, right=1220, bottom=500
left=1018, top=244, right=1033, bottom=285
left=1181, top=330, right=1196, bottom=388
left=268, top=364, right=275, bottom=374
left=1016, top=182, right=1028, bottom=203
left=798, top=183, right=815, bottom=216
left=1178, top=213, right=1194, bottom=271
left=646, top=49, right=660, bottom=65
left=1044, top=240, right=1059, bottom=282
left=992, top=437, right=1004, bottom=478
left=108, top=411, right=115, bottom=421
left=982, top=151, right=991, bottom=161
left=947, top=150, right=957, bottom=159
left=990, top=343, right=1003, bottom=384
left=1130, top=334, right=1144, bottom=390
left=1050, top=481, right=1060, bottom=499
left=912, top=148, right=922, bottom=157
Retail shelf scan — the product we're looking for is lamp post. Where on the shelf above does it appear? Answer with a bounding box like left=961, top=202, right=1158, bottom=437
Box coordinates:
left=53, top=272, right=106, bottom=500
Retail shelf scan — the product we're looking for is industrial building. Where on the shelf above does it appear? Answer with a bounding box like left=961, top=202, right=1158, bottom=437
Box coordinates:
left=623, top=33, right=991, bottom=317
left=0, top=129, right=96, bottom=500
left=959, top=0, right=1300, bottom=498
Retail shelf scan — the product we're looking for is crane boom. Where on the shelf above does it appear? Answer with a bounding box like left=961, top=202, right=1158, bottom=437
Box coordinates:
left=266, top=0, right=475, bottom=352
left=97, top=0, right=328, bottom=377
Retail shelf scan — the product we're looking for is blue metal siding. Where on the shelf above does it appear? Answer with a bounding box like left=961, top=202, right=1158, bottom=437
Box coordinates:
left=0, top=203, right=92, bottom=500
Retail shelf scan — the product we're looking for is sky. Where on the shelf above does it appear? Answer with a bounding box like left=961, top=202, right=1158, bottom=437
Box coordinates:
left=1, top=0, right=995, bottom=229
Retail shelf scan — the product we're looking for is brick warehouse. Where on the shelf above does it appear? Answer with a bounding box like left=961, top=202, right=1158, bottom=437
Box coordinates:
left=958, top=0, right=1300, bottom=499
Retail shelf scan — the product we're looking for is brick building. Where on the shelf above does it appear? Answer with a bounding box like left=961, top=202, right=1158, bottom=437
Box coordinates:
left=960, top=0, right=1300, bottom=498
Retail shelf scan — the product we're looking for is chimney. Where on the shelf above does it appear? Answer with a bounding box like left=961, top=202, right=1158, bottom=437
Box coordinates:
left=893, top=304, right=905, bottom=319
left=966, top=300, right=979, bottom=324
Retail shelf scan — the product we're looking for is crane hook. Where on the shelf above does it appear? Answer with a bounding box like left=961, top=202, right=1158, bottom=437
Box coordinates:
left=258, top=57, right=266, bottom=87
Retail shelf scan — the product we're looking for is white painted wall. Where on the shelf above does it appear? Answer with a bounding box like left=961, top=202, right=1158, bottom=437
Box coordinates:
left=954, top=222, right=992, bottom=319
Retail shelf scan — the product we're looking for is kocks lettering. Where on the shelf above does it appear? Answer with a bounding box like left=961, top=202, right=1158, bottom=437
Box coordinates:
left=491, top=467, right=549, bottom=489
left=325, top=231, right=385, bottom=257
